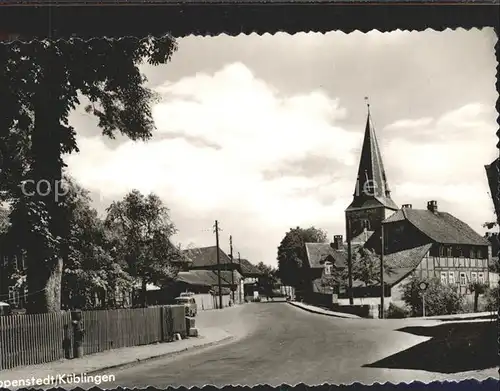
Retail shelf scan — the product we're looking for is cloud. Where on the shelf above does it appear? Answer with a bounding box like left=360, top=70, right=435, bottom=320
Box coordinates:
left=385, top=117, right=434, bottom=130
left=65, top=62, right=360, bottom=261
left=65, top=59, right=496, bottom=267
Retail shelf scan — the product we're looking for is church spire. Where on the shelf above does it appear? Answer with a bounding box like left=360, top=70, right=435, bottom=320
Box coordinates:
left=348, top=99, right=398, bottom=210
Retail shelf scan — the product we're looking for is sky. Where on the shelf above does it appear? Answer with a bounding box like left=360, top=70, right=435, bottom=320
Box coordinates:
left=65, top=29, right=498, bottom=267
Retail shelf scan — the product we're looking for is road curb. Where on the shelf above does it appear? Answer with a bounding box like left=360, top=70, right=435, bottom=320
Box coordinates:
left=85, top=334, right=234, bottom=376
left=288, top=301, right=360, bottom=319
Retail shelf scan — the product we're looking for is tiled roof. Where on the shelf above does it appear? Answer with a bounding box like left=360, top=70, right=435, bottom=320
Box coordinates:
left=238, top=258, right=263, bottom=276
left=351, top=230, right=374, bottom=244
left=305, top=242, right=362, bottom=269
left=383, top=244, right=432, bottom=285
left=346, top=112, right=399, bottom=212
left=311, top=244, right=431, bottom=292
left=176, top=270, right=235, bottom=287
left=182, top=246, right=232, bottom=268
left=383, top=208, right=489, bottom=246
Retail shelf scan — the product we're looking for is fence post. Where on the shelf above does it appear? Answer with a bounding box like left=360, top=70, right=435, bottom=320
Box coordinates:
left=160, top=306, right=165, bottom=342
left=63, top=324, right=72, bottom=359
left=71, top=310, right=84, bottom=358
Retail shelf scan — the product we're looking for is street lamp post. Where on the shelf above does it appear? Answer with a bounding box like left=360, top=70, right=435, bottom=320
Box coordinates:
left=419, top=282, right=428, bottom=317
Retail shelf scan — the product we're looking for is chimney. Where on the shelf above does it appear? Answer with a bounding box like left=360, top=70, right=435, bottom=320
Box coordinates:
left=402, top=204, right=412, bottom=209
left=427, top=200, right=438, bottom=213
left=331, top=235, right=343, bottom=250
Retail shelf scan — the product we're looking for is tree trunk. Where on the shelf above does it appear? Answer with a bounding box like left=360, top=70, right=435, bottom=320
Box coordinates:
left=25, top=76, right=67, bottom=313
left=26, top=256, right=63, bottom=313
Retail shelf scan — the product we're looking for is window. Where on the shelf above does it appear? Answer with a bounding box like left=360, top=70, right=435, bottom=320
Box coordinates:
left=470, top=248, right=476, bottom=259
left=448, top=271, right=455, bottom=285
left=459, top=272, right=466, bottom=286
left=440, top=272, right=447, bottom=284
left=362, top=220, right=371, bottom=230
left=439, top=246, right=445, bottom=257
left=324, top=261, right=332, bottom=276
left=471, top=272, right=477, bottom=282
left=457, top=246, right=463, bottom=257
left=446, top=247, right=453, bottom=257
left=477, top=249, right=483, bottom=259
left=478, top=273, right=484, bottom=284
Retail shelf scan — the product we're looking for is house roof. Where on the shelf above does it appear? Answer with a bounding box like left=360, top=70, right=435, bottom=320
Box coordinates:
left=346, top=111, right=399, bottom=212
left=238, top=258, right=263, bottom=276
left=305, top=242, right=362, bottom=269
left=311, top=243, right=432, bottom=292
left=176, top=270, right=235, bottom=287
left=182, top=246, right=232, bottom=268
left=383, top=208, right=489, bottom=246
left=383, top=243, right=433, bottom=286
left=351, top=230, right=375, bottom=244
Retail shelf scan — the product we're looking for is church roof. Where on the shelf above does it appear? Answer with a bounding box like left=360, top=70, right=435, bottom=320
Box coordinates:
left=346, top=109, right=398, bottom=212
left=383, top=208, right=489, bottom=246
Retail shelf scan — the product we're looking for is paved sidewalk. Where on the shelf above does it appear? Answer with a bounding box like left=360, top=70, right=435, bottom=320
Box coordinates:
left=0, top=327, right=232, bottom=389
left=420, top=311, right=496, bottom=321
left=288, top=301, right=361, bottom=318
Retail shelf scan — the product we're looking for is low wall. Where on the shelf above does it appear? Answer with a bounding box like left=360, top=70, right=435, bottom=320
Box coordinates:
left=332, top=304, right=379, bottom=318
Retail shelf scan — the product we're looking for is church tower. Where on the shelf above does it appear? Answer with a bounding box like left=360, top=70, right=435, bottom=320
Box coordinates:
left=345, top=102, right=398, bottom=241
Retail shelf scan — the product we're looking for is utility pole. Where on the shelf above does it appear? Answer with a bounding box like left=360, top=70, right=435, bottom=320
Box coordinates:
left=347, top=217, right=354, bottom=305
left=230, top=235, right=235, bottom=303
left=238, top=252, right=241, bottom=303
left=380, top=223, right=385, bottom=319
left=214, top=220, right=223, bottom=309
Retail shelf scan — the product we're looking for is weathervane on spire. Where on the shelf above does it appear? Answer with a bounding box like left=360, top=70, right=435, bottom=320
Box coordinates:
left=364, top=96, right=370, bottom=114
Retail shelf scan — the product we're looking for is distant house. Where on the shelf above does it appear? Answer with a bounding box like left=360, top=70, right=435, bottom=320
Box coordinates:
left=305, top=235, right=350, bottom=294
left=145, top=269, right=234, bottom=309
left=182, top=246, right=244, bottom=303
left=237, top=258, right=265, bottom=299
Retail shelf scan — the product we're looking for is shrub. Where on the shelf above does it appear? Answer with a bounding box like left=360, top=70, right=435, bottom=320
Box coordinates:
left=401, top=276, right=465, bottom=317
left=484, top=286, right=499, bottom=312
left=386, top=302, right=408, bottom=318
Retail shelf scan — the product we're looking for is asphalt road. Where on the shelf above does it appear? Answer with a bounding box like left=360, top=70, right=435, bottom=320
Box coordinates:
left=91, top=302, right=498, bottom=388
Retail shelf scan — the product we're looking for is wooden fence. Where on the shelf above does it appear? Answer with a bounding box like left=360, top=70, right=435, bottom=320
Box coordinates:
left=0, top=305, right=186, bottom=371
left=194, top=293, right=231, bottom=311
